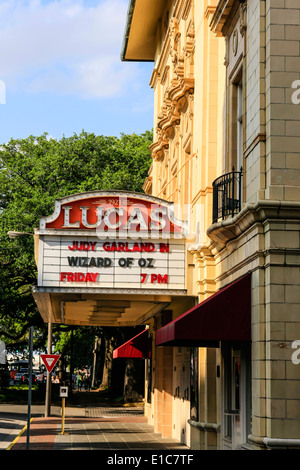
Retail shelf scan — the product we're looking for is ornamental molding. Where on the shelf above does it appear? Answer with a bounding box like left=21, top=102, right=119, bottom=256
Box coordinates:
left=239, top=1, right=247, bottom=37
left=150, top=79, right=194, bottom=162
left=150, top=11, right=195, bottom=162
left=210, top=0, right=247, bottom=37
left=206, top=199, right=300, bottom=252
left=142, top=176, right=152, bottom=195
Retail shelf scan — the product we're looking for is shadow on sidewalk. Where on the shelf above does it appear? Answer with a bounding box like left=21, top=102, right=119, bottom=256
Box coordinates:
left=67, top=388, right=144, bottom=409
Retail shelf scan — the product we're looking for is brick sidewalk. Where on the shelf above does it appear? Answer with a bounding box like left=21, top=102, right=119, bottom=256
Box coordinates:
left=9, top=413, right=188, bottom=451
left=9, top=417, right=58, bottom=450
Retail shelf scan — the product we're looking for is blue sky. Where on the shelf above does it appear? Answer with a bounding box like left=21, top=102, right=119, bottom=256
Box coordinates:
left=0, top=0, right=154, bottom=143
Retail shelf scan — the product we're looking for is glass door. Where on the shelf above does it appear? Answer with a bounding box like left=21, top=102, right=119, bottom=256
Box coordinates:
left=232, top=350, right=241, bottom=449
left=222, top=344, right=251, bottom=450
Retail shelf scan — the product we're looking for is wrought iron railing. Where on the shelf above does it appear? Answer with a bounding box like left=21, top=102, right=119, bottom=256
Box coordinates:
left=212, top=167, right=243, bottom=224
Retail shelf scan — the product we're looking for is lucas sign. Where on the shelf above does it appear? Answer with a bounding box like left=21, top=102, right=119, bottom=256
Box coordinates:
left=36, top=192, right=186, bottom=293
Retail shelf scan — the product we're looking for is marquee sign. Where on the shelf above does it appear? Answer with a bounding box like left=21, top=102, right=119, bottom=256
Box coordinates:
left=36, top=192, right=187, bottom=294
left=40, top=191, right=185, bottom=236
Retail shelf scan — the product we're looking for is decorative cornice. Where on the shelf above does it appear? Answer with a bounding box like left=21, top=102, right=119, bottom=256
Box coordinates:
left=205, top=5, right=217, bottom=20
left=207, top=200, right=300, bottom=251
left=151, top=77, right=194, bottom=161
left=150, top=9, right=195, bottom=163
left=210, top=0, right=242, bottom=36
left=188, top=242, right=215, bottom=258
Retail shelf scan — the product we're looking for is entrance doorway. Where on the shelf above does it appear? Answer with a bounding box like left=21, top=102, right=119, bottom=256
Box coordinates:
left=222, top=343, right=251, bottom=450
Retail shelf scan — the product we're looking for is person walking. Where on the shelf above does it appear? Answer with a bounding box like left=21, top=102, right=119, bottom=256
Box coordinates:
left=76, top=372, right=82, bottom=391
left=85, top=374, right=91, bottom=392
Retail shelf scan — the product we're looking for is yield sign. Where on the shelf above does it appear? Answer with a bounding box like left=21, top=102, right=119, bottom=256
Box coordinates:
left=40, top=354, right=60, bottom=373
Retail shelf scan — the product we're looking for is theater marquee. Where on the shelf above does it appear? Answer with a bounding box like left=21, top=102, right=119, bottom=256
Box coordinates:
left=35, top=191, right=187, bottom=295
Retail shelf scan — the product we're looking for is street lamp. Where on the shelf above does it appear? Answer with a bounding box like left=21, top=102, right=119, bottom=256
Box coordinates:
left=7, top=229, right=53, bottom=419
left=7, top=231, right=34, bottom=238
left=26, top=326, right=34, bottom=450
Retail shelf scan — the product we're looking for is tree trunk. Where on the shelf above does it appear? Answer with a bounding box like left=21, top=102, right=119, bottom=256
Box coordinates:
left=101, top=338, right=113, bottom=390
left=123, top=359, right=145, bottom=402
left=91, top=336, right=104, bottom=388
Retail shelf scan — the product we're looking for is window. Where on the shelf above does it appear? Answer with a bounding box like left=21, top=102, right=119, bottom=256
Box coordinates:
left=190, top=347, right=198, bottom=421
left=236, top=78, right=243, bottom=172
left=228, top=67, right=244, bottom=173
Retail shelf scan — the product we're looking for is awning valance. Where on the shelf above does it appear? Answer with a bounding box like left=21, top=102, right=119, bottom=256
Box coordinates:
left=113, top=329, right=151, bottom=359
left=155, top=273, right=251, bottom=347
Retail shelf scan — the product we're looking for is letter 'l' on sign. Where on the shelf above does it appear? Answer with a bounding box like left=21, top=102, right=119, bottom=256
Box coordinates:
left=41, top=354, right=61, bottom=373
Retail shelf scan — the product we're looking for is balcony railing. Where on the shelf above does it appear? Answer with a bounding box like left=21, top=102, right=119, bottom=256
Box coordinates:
left=212, top=167, right=243, bottom=224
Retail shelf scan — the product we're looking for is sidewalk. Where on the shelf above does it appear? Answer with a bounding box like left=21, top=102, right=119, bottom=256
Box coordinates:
left=5, top=397, right=190, bottom=451
left=0, top=416, right=27, bottom=450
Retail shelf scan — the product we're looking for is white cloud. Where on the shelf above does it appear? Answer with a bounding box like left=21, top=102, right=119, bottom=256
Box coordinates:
left=0, top=0, right=141, bottom=99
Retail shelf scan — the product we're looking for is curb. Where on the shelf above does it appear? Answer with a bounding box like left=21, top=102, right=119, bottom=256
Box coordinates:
left=5, top=418, right=33, bottom=450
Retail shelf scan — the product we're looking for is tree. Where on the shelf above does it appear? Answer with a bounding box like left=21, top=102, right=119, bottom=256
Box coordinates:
left=53, top=324, right=145, bottom=400
left=0, top=130, right=152, bottom=353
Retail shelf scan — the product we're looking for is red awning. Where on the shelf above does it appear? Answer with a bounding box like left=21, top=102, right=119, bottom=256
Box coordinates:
left=113, top=329, right=151, bottom=359
left=155, top=273, right=251, bottom=347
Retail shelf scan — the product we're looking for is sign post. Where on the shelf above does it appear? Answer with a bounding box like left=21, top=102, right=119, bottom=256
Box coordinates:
left=0, top=341, right=6, bottom=365
left=44, top=322, right=52, bottom=418
left=59, top=386, right=68, bottom=435
left=40, top=353, right=60, bottom=418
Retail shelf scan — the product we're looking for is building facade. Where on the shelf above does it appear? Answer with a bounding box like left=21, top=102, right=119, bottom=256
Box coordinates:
left=122, top=0, right=300, bottom=450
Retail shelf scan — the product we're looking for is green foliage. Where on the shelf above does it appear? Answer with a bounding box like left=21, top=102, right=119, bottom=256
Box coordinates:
left=54, top=327, right=96, bottom=369
left=0, top=130, right=153, bottom=353
left=0, top=384, right=60, bottom=404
